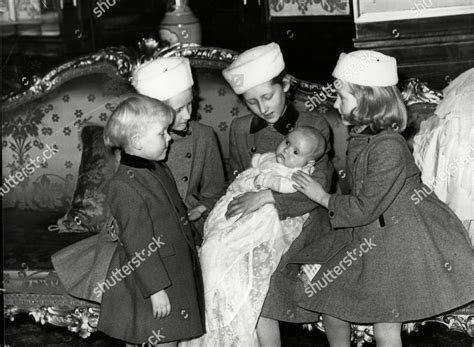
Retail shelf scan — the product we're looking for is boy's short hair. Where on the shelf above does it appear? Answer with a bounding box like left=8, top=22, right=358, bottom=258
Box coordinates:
left=345, top=82, right=407, bottom=133
left=293, top=126, right=326, bottom=161
left=103, top=93, right=174, bottom=150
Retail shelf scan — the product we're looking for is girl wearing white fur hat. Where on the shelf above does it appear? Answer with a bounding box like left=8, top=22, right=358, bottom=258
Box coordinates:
left=132, top=57, right=226, bottom=235
left=218, top=43, right=334, bottom=346
left=290, top=50, right=473, bottom=346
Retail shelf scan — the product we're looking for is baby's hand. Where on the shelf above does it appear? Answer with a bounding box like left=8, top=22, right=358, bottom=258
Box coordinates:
left=150, top=290, right=171, bottom=319
left=188, top=205, right=207, bottom=222
left=292, top=171, right=331, bottom=208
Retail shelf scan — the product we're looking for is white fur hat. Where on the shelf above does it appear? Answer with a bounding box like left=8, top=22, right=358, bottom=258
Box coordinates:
left=132, top=57, right=194, bottom=101
left=332, top=50, right=398, bottom=87
left=222, top=42, right=285, bottom=95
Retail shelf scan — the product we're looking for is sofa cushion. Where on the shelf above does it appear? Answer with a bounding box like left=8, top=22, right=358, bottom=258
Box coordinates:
left=56, top=125, right=118, bottom=233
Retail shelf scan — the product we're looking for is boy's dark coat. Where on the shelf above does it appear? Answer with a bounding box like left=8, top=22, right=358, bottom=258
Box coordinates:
left=97, top=159, right=204, bottom=344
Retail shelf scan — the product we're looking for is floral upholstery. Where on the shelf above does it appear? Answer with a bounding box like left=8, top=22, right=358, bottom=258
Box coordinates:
left=2, top=73, right=130, bottom=211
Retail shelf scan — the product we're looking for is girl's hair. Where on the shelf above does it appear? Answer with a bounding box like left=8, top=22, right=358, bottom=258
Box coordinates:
left=270, top=70, right=287, bottom=86
left=103, top=93, right=174, bottom=150
left=345, top=82, right=407, bottom=133
left=271, top=69, right=296, bottom=103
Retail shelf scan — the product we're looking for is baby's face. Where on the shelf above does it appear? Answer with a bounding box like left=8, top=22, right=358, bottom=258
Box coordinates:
left=275, top=130, right=317, bottom=168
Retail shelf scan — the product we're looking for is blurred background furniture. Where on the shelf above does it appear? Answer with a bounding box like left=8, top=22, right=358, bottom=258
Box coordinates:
left=352, top=0, right=474, bottom=89
left=3, top=41, right=472, bottom=346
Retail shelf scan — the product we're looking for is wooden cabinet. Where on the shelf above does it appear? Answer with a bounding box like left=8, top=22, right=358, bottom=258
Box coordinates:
left=352, top=1, right=474, bottom=89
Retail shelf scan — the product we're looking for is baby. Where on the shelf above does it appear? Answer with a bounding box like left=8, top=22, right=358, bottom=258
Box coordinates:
left=182, top=126, right=325, bottom=346
left=235, top=125, right=326, bottom=195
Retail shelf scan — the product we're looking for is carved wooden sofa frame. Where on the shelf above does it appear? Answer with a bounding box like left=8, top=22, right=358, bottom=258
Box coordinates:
left=3, top=40, right=472, bottom=346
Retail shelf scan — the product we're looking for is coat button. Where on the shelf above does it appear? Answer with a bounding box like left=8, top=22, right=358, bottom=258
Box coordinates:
left=180, top=309, right=189, bottom=319
left=286, top=309, right=295, bottom=319
left=127, top=169, right=134, bottom=178
left=186, top=152, right=192, bottom=158
left=286, top=123, right=293, bottom=131
left=182, top=176, right=188, bottom=182
left=250, top=147, right=256, bottom=153
left=329, top=211, right=335, bottom=218
left=180, top=216, right=188, bottom=226
left=233, top=169, right=239, bottom=176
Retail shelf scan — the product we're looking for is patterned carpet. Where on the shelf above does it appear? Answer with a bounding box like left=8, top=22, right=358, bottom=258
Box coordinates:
left=4, top=315, right=472, bottom=346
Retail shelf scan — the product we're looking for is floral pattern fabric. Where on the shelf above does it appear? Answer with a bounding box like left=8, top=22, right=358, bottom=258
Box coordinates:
left=2, top=73, right=129, bottom=211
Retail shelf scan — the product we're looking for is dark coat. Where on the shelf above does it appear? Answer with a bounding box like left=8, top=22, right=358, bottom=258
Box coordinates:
left=51, top=223, right=118, bottom=304
left=229, top=106, right=351, bottom=321
left=166, top=121, right=226, bottom=236
left=97, top=154, right=204, bottom=344
left=266, top=131, right=474, bottom=323
left=166, top=121, right=225, bottom=211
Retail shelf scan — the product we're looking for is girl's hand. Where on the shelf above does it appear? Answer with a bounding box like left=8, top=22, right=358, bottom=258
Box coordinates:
left=188, top=205, right=207, bottom=221
left=225, top=190, right=274, bottom=220
left=150, top=290, right=171, bottom=319
left=292, top=171, right=331, bottom=208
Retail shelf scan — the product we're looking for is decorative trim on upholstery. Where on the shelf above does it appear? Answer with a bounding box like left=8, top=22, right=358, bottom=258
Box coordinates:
left=402, top=78, right=443, bottom=106
left=157, top=42, right=239, bottom=69
left=2, top=46, right=138, bottom=110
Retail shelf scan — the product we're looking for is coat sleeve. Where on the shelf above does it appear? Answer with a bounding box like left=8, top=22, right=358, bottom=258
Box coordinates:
left=107, top=180, right=171, bottom=298
left=272, top=153, right=334, bottom=219
left=229, top=118, right=245, bottom=179
left=197, top=128, right=226, bottom=211
left=256, top=172, right=297, bottom=193
left=328, top=137, right=407, bottom=228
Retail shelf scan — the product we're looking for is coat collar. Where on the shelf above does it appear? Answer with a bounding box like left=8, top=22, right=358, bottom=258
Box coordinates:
left=249, top=103, right=299, bottom=135
left=349, top=126, right=398, bottom=143
left=120, top=151, right=159, bottom=170
left=171, top=123, right=191, bottom=137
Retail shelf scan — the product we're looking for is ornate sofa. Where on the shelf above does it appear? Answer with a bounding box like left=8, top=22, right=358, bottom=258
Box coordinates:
left=3, top=41, right=472, bottom=346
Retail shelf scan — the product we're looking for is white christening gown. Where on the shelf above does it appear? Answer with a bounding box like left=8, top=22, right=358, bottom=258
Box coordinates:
left=180, top=153, right=312, bottom=346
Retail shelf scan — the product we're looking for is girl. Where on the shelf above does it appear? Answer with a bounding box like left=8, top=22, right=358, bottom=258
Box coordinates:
left=221, top=42, right=335, bottom=345
left=97, top=94, right=205, bottom=346
left=132, top=57, right=226, bottom=235
left=292, top=50, right=474, bottom=346
left=183, top=126, right=326, bottom=346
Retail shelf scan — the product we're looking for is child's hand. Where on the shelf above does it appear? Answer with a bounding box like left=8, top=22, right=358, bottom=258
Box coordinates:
left=150, top=290, right=171, bottom=319
left=188, top=205, right=207, bottom=222
left=292, top=171, right=331, bottom=208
